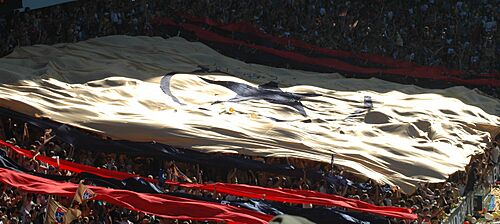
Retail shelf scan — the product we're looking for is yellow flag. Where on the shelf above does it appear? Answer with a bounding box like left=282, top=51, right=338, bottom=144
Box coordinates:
left=45, top=198, right=81, bottom=224
left=73, top=181, right=96, bottom=204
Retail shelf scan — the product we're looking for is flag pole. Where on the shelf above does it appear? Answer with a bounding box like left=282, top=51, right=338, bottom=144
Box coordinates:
left=70, top=180, right=83, bottom=208
left=213, top=183, right=217, bottom=199
left=330, top=152, right=336, bottom=174
left=44, top=196, right=51, bottom=224
left=70, top=187, right=75, bottom=208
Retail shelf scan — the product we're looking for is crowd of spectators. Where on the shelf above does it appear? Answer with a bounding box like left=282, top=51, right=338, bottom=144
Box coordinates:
left=0, top=115, right=498, bottom=223
left=0, top=0, right=499, bottom=223
left=0, top=0, right=498, bottom=74
left=179, top=0, right=499, bottom=74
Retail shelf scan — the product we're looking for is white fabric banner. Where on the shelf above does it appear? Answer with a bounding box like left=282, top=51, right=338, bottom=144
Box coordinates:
left=0, top=36, right=498, bottom=193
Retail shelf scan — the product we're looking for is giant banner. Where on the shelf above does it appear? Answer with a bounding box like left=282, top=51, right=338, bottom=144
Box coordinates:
left=0, top=36, right=498, bottom=193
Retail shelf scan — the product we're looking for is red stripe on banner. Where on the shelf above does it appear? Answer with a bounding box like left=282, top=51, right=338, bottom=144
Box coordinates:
left=0, top=167, right=272, bottom=224
left=477, top=73, right=500, bottom=78
left=0, top=140, right=417, bottom=220
left=180, top=13, right=499, bottom=79
left=186, top=183, right=416, bottom=219
left=180, top=13, right=419, bottom=69
left=153, top=17, right=499, bottom=87
left=181, top=13, right=500, bottom=81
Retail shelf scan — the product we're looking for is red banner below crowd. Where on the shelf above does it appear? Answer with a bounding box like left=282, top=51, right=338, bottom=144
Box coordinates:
left=0, top=140, right=417, bottom=220
left=0, top=167, right=273, bottom=223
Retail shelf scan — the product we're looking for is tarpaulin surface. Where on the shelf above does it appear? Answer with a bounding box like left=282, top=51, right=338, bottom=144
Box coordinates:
left=0, top=36, right=497, bottom=194
left=0, top=167, right=272, bottom=224
left=0, top=107, right=312, bottom=179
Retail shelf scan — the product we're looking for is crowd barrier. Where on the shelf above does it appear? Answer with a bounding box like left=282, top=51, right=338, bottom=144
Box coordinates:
left=443, top=165, right=499, bottom=224
left=445, top=190, right=475, bottom=224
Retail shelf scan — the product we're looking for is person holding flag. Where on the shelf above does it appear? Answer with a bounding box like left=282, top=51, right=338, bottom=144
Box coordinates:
left=171, top=163, right=193, bottom=183
left=45, top=197, right=81, bottom=224
left=73, top=180, right=97, bottom=204
left=158, top=168, right=166, bottom=189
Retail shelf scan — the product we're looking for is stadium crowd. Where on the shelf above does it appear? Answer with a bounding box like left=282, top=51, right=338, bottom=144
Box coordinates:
left=0, top=115, right=498, bottom=223
left=177, top=0, right=499, bottom=73
left=0, top=0, right=499, bottom=223
left=0, top=0, right=498, bottom=74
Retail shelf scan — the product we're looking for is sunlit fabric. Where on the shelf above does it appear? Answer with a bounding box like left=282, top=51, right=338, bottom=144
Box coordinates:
left=0, top=36, right=498, bottom=193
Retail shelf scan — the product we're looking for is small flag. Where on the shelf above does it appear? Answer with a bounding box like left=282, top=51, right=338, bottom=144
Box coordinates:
left=22, top=123, right=29, bottom=145
left=364, top=96, right=373, bottom=109
left=331, top=153, right=336, bottom=172
left=73, top=181, right=96, bottom=204
left=158, top=168, right=165, bottom=187
left=172, top=164, right=193, bottom=183
left=45, top=197, right=81, bottom=224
